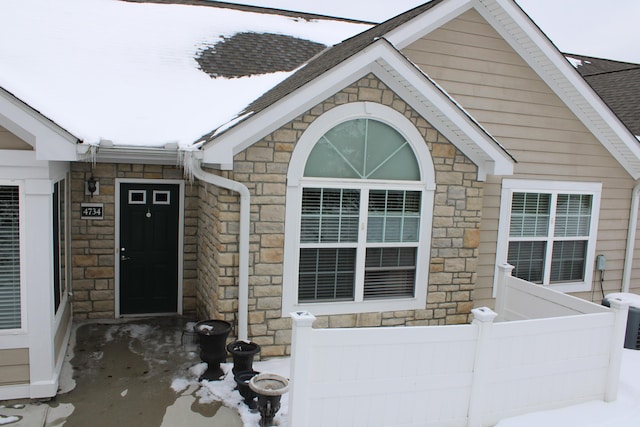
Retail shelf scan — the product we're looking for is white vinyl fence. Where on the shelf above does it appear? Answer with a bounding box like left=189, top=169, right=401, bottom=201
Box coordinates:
left=287, top=264, right=631, bottom=427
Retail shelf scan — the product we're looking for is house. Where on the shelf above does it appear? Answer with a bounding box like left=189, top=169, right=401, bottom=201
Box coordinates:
left=0, top=0, right=638, bottom=400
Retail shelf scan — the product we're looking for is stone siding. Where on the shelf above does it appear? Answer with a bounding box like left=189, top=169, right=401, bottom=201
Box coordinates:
left=70, top=163, right=197, bottom=319
left=196, top=74, right=482, bottom=356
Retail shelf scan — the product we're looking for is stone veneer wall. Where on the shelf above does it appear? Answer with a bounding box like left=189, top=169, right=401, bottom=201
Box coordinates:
left=196, top=74, right=483, bottom=357
left=70, top=163, right=198, bottom=319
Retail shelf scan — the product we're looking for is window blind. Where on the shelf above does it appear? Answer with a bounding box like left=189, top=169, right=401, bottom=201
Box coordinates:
left=0, top=186, right=21, bottom=329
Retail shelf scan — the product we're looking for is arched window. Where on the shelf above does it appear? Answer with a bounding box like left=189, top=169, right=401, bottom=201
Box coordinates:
left=282, top=102, right=434, bottom=316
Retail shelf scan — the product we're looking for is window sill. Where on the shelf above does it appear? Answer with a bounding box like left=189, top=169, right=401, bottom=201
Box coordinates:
left=282, top=296, right=426, bottom=317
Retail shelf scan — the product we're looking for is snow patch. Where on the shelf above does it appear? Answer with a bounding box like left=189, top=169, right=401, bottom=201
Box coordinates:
left=0, top=415, right=20, bottom=425
left=566, top=55, right=592, bottom=68
left=0, top=0, right=369, bottom=148
left=171, top=378, right=191, bottom=393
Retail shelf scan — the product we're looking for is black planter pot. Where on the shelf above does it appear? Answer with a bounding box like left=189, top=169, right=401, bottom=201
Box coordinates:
left=195, top=319, right=232, bottom=381
left=249, top=373, right=289, bottom=427
left=227, top=340, right=261, bottom=375
left=234, top=370, right=260, bottom=410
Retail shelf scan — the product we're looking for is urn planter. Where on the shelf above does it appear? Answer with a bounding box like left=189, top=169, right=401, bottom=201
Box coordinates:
left=234, top=370, right=260, bottom=410
left=249, top=373, right=289, bottom=427
left=227, top=340, right=261, bottom=375
left=194, top=319, right=232, bottom=381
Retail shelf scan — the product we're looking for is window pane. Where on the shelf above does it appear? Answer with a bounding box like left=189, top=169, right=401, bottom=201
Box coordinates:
left=300, top=188, right=359, bottom=243
left=367, top=190, right=421, bottom=243
left=304, top=119, right=420, bottom=181
left=510, top=193, right=550, bottom=237
left=366, top=120, right=419, bottom=181
left=53, top=182, right=61, bottom=312
left=298, top=248, right=355, bottom=302
left=364, top=247, right=416, bottom=299
left=550, top=240, right=586, bottom=282
left=0, top=186, right=20, bottom=330
left=555, top=194, right=592, bottom=237
left=507, top=241, right=546, bottom=283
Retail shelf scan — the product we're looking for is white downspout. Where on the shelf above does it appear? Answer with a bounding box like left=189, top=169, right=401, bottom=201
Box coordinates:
left=622, top=181, right=640, bottom=293
left=185, top=152, right=250, bottom=341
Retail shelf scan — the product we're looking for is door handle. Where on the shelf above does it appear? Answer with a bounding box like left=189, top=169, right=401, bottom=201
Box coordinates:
left=121, top=255, right=131, bottom=261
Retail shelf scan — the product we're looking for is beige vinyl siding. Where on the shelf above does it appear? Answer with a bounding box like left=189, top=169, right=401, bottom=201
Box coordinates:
left=403, top=8, right=637, bottom=307
left=0, top=125, right=32, bottom=150
left=0, top=348, right=29, bottom=385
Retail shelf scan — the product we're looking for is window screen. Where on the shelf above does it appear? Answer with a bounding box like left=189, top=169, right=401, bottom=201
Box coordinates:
left=507, top=191, right=592, bottom=285
left=0, top=186, right=21, bottom=329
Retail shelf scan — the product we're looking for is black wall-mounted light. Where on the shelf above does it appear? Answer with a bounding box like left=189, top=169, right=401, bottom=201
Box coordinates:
left=87, top=176, right=97, bottom=197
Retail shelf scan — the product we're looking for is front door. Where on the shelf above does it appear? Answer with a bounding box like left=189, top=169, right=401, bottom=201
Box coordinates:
left=119, top=183, right=180, bottom=314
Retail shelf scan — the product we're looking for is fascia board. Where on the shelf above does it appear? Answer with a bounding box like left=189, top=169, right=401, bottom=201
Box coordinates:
left=0, top=89, right=79, bottom=161
left=202, top=42, right=393, bottom=166
left=203, top=40, right=514, bottom=178
left=385, top=0, right=473, bottom=49
left=371, top=50, right=514, bottom=177
left=474, top=0, right=640, bottom=179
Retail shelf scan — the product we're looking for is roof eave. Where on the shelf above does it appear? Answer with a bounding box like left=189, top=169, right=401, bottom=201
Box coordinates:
left=472, top=0, right=640, bottom=179
left=202, top=40, right=514, bottom=179
left=1, top=86, right=81, bottom=161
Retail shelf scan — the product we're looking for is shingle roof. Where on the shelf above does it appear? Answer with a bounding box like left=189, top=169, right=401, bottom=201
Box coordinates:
left=200, top=0, right=445, bottom=143
left=0, top=0, right=370, bottom=147
left=567, top=54, right=640, bottom=136
left=196, top=32, right=326, bottom=78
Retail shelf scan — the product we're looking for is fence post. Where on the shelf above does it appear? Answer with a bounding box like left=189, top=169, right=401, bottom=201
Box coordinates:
left=287, top=311, right=316, bottom=426
left=494, top=263, right=514, bottom=321
left=604, top=297, right=630, bottom=402
left=467, top=307, right=498, bottom=427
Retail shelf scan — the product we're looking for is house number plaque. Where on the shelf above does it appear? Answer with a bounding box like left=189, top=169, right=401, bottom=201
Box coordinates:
left=81, top=203, right=104, bottom=219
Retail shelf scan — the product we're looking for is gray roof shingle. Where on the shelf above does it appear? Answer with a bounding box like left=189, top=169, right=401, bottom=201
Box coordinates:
left=200, top=0, right=445, bottom=143
left=568, top=54, right=640, bottom=136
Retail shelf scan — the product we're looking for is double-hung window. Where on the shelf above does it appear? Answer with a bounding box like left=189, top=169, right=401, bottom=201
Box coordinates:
left=0, top=185, right=21, bottom=330
left=496, top=180, right=601, bottom=292
left=283, top=104, right=435, bottom=316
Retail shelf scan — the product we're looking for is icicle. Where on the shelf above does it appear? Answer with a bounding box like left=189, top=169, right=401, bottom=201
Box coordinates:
left=181, top=150, right=196, bottom=183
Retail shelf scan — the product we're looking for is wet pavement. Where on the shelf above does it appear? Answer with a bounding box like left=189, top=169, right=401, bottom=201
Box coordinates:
left=0, top=317, right=244, bottom=427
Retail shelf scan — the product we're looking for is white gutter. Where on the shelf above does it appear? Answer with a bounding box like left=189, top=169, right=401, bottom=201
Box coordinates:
left=185, top=152, right=250, bottom=341
left=622, top=181, right=640, bottom=293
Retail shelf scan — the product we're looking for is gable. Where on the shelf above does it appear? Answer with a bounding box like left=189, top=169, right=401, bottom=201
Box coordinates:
left=402, top=7, right=637, bottom=181
left=200, top=39, right=514, bottom=179
left=0, top=88, right=78, bottom=161
left=0, top=125, right=31, bottom=151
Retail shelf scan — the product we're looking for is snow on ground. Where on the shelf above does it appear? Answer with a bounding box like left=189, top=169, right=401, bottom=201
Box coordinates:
left=174, top=349, right=640, bottom=427
left=173, top=358, right=291, bottom=427
left=0, top=0, right=370, bottom=148
left=496, top=349, right=640, bottom=427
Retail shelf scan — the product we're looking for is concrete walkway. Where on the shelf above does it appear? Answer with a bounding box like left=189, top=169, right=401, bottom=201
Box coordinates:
left=0, top=317, right=244, bottom=427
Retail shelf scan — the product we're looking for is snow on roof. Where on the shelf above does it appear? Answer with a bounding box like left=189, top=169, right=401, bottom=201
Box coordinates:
left=0, top=0, right=370, bottom=148
left=566, top=55, right=591, bottom=68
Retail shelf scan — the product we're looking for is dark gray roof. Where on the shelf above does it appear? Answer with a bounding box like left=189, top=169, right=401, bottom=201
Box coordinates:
left=568, top=54, right=640, bottom=136
left=196, top=32, right=326, bottom=79
left=200, top=0, right=445, bottom=143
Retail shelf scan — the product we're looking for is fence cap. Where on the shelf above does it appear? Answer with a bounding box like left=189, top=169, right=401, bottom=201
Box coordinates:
left=471, top=307, right=498, bottom=322
left=605, top=292, right=640, bottom=309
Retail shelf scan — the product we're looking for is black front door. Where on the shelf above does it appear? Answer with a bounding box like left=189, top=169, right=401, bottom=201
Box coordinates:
left=119, top=183, right=179, bottom=314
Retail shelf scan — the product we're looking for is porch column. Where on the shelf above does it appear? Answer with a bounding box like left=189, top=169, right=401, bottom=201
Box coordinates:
left=24, top=179, right=57, bottom=398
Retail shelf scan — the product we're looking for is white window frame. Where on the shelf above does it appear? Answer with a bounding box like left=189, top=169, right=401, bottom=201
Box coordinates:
left=494, top=179, right=602, bottom=294
left=282, top=102, right=435, bottom=316
left=0, top=181, right=27, bottom=334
